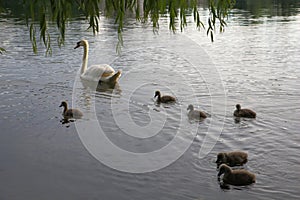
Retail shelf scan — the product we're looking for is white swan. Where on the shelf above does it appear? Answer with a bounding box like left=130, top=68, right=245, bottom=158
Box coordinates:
left=74, top=40, right=121, bottom=84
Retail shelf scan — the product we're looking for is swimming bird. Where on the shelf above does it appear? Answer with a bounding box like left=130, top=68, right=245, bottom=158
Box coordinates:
left=59, top=101, right=83, bottom=119
left=218, top=164, right=256, bottom=186
left=74, top=40, right=121, bottom=84
left=187, top=104, right=207, bottom=120
left=154, top=91, right=176, bottom=103
left=216, top=151, right=248, bottom=167
left=233, top=104, right=256, bottom=118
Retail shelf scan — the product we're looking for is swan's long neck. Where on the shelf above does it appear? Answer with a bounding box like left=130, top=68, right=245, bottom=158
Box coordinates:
left=81, top=42, right=89, bottom=75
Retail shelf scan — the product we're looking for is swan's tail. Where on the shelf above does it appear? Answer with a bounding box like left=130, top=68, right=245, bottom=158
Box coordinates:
left=106, top=70, right=121, bottom=83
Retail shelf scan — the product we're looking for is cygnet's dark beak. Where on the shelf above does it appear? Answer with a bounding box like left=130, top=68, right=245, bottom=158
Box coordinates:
left=59, top=103, right=63, bottom=107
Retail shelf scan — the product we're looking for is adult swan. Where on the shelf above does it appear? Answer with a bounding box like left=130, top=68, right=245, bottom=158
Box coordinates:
left=74, top=40, right=121, bottom=84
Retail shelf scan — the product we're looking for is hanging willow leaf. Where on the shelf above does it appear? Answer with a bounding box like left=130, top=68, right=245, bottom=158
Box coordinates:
left=22, top=0, right=234, bottom=54
left=30, top=23, right=37, bottom=54
left=0, top=47, right=6, bottom=54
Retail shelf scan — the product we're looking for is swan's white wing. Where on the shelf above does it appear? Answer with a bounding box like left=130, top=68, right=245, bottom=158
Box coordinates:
left=81, top=64, right=115, bottom=82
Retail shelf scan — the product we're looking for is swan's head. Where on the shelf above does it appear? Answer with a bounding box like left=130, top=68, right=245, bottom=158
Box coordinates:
left=236, top=104, right=241, bottom=110
left=74, top=40, right=88, bottom=49
left=154, top=91, right=161, bottom=98
left=187, top=104, right=194, bottom=111
left=59, top=101, right=68, bottom=108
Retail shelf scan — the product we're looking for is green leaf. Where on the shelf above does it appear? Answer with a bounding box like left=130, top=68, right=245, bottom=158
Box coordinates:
left=0, top=47, right=6, bottom=54
left=22, top=0, right=235, bottom=54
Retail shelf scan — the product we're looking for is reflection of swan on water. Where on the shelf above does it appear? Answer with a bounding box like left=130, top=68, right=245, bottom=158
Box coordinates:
left=80, top=78, right=122, bottom=94
left=74, top=39, right=121, bottom=86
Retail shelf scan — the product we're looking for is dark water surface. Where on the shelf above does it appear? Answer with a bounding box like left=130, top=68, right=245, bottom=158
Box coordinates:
left=1, top=2, right=300, bottom=200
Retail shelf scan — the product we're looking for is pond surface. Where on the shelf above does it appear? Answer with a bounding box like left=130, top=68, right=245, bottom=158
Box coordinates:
left=1, top=2, right=300, bottom=200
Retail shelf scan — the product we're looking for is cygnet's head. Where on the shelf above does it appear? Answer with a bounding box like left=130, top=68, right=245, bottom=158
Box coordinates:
left=218, top=164, right=231, bottom=177
left=59, top=101, right=68, bottom=108
left=187, top=104, right=194, bottom=111
left=154, top=91, right=161, bottom=98
left=236, top=104, right=241, bottom=110
left=216, top=152, right=226, bottom=164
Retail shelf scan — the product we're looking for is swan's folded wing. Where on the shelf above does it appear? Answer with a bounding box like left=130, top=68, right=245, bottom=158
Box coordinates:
left=81, top=64, right=115, bottom=82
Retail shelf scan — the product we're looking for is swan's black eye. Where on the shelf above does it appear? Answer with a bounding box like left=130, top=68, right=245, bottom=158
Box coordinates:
left=77, top=42, right=81, bottom=45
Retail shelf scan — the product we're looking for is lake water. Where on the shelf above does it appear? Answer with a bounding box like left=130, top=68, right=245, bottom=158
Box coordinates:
left=1, top=2, right=300, bottom=200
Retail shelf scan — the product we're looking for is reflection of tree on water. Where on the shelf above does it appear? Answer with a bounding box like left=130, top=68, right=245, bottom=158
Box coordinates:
left=234, top=0, right=300, bottom=17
